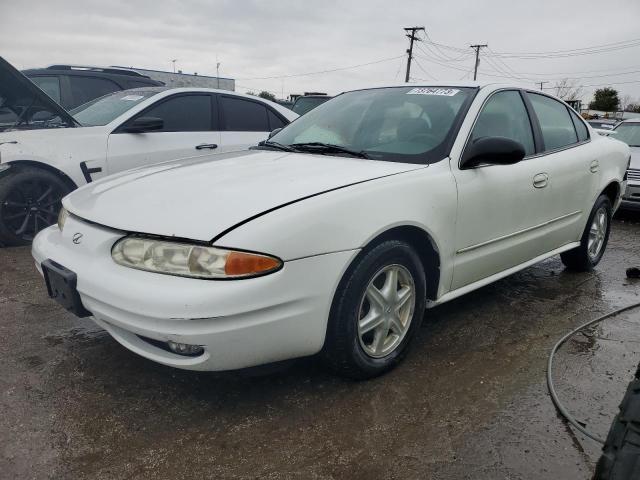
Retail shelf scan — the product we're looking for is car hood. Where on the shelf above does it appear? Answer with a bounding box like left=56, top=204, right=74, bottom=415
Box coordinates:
left=64, top=150, right=427, bottom=241
left=0, top=56, right=78, bottom=132
left=630, top=146, right=640, bottom=170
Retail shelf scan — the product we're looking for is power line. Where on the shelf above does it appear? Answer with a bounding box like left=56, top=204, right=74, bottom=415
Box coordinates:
left=412, top=58, right=437, bottom=80
left=488, top=37, right=640, bottom=58
left=234, top=55, right=404, bottom=80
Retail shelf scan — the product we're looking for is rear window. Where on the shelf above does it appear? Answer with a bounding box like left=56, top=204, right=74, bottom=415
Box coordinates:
left=68, top=76, right=121, bottom=109
left=570, top=111, right=589, bottom=142
left=527, top=93, right=578, bottom=151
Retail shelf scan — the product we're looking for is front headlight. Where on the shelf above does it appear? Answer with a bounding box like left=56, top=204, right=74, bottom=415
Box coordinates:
left=57, top=207, right=68, bottom=231
left=111, top=236, right=283, bottom=279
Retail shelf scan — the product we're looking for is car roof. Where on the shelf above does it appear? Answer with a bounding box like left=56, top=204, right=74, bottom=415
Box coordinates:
left=108, top=87, right=299, bottom=121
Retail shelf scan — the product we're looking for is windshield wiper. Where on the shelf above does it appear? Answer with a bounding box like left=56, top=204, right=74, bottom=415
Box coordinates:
left=291, top=142, right=370, bottom=159
left=252, top=140, right=297, bottom=152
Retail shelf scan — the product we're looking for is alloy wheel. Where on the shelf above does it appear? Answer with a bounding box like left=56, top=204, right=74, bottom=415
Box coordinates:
left=357, top=264, right=416, bottom=358
left=1, top=179, right=63, bottom=241
left=588, top=206, right=608, bottom=262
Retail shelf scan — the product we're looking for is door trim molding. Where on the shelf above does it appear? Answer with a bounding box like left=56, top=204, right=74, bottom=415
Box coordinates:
left=429, top=241, right=581, bottom=308
left=456, top=210, right=582, bottom=254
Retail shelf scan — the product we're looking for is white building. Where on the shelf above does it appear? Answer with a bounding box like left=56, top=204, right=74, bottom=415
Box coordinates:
left=112, top=66, right=235, bottom=91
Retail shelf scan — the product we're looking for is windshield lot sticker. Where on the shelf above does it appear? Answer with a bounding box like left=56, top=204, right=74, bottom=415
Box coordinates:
left=407, top=88, right=460, bottom=96
left=121, top=95, right=144, bottom=101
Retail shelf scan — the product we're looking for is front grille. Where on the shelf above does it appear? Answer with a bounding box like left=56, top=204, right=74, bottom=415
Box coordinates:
left=628, top=168, right=640, bottom=181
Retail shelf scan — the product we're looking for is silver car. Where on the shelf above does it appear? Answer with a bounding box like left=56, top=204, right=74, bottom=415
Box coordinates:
left=613, top=120, right=640, bottom=210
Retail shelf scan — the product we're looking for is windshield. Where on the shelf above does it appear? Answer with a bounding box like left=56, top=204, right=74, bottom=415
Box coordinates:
left=71, top=90, right=158, bottom=126
left=613, top=122, right=640, bottom=146
left=292, top=96, right=331, bottom=115
left=270, top=86, right=476, bottom=164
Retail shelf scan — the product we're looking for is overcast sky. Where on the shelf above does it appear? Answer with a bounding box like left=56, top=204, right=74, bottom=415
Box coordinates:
left=3, top=0, right=640, bottom=103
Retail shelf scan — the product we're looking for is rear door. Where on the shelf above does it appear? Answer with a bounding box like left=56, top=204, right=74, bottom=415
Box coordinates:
left=217, top=95, right=286, bottom=153
left=524, top=92, right=595, bottom=245
left=106, top=93, right=221, bottom=174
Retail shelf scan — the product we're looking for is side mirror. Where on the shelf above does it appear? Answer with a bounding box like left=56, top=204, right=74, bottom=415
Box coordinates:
left=268, top=128, right=283, bottom=139
left=461, top=136, right=526, bottom=169
left=122, top=116, right=164, bottom=133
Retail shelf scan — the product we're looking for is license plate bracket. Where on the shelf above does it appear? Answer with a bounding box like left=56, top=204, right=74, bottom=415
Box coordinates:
left=42, top=259, right=92, bottom=318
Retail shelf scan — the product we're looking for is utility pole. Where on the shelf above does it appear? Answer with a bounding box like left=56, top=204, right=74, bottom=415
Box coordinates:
left=469, top=44, right=488, bottom=80
left=216, top=61, right=221, bottom=89
left=171, top=59, right=177, bottom=73
left=404, top=26, right=425, bottom=83
left=537, top=81, right=549, bottom=91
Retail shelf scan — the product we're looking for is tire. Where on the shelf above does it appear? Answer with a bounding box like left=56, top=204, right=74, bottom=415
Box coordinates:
left=560, top=194, right=612, bottom=271
left=594, top=369, right=640, bottom=479
left=323, top=239, right=427, bottom=379
left=0, top=167, right=70, bottom=246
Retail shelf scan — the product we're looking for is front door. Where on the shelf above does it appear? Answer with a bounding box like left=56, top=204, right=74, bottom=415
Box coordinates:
left=451, top=89, right=552, bottom=290
left=106, top=93, right=220, bottom=174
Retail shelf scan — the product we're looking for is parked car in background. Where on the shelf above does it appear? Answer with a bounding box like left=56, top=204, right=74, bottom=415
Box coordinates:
left=23, top=64, right=163, bottom=111
left=0, top=57, right=298, bottom=245
left=587, top=119, right=617, bottom=130
left=611, top=119, right=640, bottom=210
left=32, top=83, right=628, bottom=379
left=291, top=94, right=333, bottom=115
left=275, top=99, right=294, bottom=110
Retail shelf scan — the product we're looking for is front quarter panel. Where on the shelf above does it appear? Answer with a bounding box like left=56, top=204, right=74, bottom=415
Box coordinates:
left=216, top=161, right=458, bottom=296
left=0, top=128, right=109, bottom=186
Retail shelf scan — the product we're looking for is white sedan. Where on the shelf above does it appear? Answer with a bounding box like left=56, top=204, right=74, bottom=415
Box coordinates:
left=0, top=57, right=297, bottom=245
left=32, top=83, right=629, bottom=379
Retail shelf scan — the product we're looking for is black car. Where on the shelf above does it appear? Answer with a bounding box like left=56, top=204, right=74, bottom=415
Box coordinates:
left=22, top=65, right=163, bottom=110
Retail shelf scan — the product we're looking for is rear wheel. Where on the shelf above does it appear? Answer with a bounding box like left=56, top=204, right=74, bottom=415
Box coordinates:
left=323, top=240, right=427, bottom=379
left=0, top=167, right=70, bottom=246
left=560, top=194, right=612, bottom=271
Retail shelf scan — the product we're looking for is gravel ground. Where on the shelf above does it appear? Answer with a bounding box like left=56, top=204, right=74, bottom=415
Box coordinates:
left=1, top=212, right=639, bottom=480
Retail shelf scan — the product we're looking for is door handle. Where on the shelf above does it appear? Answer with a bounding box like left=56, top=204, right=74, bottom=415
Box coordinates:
left=590, top=160, right=599, bottom=173
left=533, top=173, right=548, bottom=189
left=195, top=143, right=218, bottom=150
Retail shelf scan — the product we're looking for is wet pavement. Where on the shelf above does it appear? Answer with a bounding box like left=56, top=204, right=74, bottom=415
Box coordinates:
left=1, top=212, right=640, bottom=480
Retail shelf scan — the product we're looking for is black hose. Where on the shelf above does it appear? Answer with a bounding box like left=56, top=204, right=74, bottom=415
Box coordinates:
left=547, top=301, right=640, bottom=444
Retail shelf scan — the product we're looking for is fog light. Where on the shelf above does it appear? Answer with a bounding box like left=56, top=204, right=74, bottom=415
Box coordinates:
left=167, top=340, right=204, bottom=356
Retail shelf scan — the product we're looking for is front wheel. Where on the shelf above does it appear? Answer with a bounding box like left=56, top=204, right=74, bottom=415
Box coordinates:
left=323, top=240, right=427, bottom=379
left=0, top=167, right=70, bottom=246
left=560, top=194, right=612, bottom=271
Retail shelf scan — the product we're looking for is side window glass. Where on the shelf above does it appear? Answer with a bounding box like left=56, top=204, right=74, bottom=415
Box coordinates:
left=470, top=90, right=535, bottom=156
left=221, top=96, right=269, bottom=132
left=68, top=76, right=121, bottom=108
left=268, top=110, right=286, bottom=130
left=570, top=110, right=589, bottom=142
left=528, top=93, right=578, bottom=151
left=141, top=95, right=212, bottom=132
left=30, top=76, right=62, bottom=104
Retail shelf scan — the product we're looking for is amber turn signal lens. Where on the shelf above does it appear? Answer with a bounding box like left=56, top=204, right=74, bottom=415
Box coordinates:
left=225, top=251, right=282, bottom=276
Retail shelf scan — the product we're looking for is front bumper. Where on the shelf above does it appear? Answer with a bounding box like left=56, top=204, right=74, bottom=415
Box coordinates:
left=621, top=181, right=640, bottom=211
left=32, top=215, right=357, bottom=371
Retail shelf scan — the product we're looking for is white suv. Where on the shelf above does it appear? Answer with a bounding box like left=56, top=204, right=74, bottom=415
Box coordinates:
left=0, top=58, right=297, bottom=245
